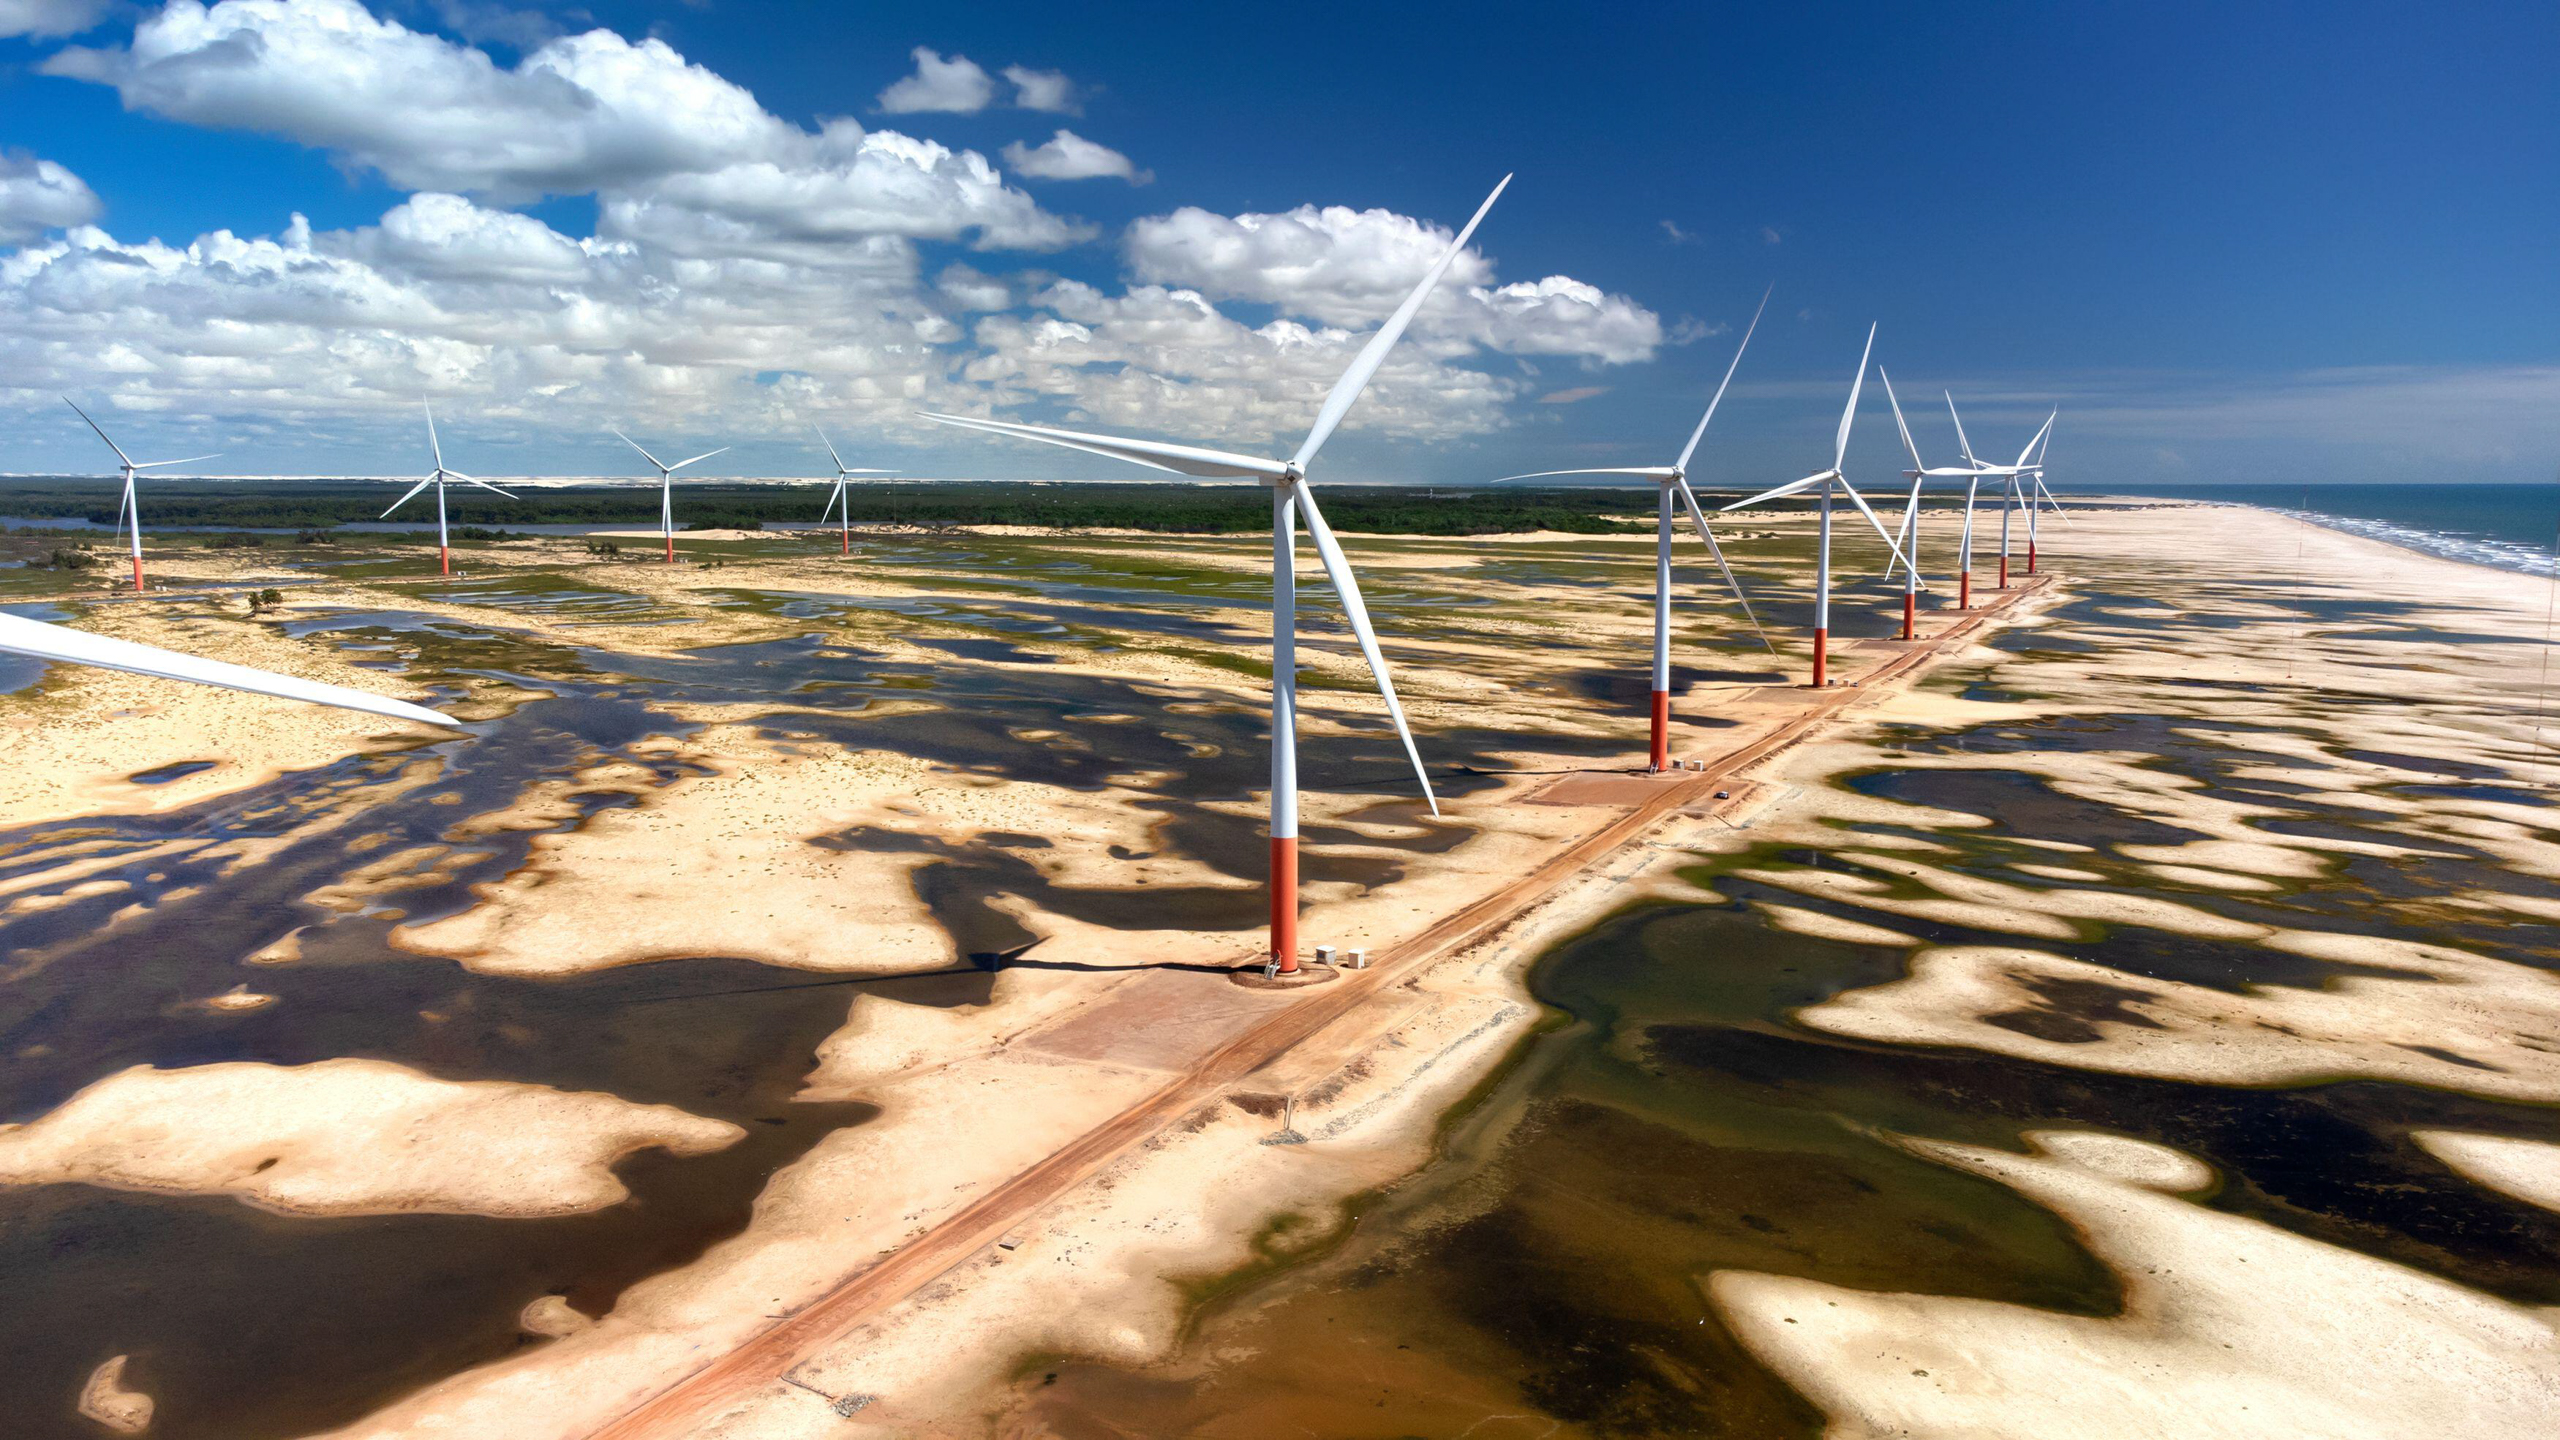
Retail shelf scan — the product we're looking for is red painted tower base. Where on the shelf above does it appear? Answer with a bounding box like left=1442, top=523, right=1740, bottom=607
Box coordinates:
left=1649, top=689, right=1670, bottom=772
left=131, top=556, right=144, bottom=592
left=1998, top=555, right=2010, bottom=589
left=841, top=530, right=851, bottom=555
left=1810, top=627, right=1829, bottom=688
left=1959, top=571, right=1971, bottom=609
left=1269, top=836, right=1299, bottom=973
left=2027, top=540, right=2037, bottom=575
left=440, top=546, right=451, bottom=577
left=665, top=538, right=677, bottom=564
left=1901, top=590, right=1916, bottom=640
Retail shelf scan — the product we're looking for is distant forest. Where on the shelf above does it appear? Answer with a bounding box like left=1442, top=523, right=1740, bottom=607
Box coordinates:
left=0, top=479, right=1668, bottom=536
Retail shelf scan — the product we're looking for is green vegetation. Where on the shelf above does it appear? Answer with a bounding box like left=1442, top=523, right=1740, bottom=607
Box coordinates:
left=0, top=478, right=1663, bottom=536
left=47, top=544, right=97, bottom=571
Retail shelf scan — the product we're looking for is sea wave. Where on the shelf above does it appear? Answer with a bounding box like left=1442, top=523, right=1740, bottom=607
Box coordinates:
left=2278, top=508, right=2559, bottom=579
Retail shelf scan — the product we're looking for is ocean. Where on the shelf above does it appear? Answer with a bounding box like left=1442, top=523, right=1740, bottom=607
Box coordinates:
left=2054, top=481, right=2560, bottom=578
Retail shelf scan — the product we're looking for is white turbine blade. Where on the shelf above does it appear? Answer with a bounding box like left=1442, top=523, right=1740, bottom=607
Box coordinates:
left=0, top=612, right=455, bottom=727
left=1673, top=475, right=1774, bottom=652
left=818, top=479, right=845, bottom=522
left=1292, top=481, right=1438, bottom=817
left=380, top=475, right=435, bottom=518
left=452, top=473, right=517, bottom=499
left=1720, top=472, right=1831, bottom=512
left=839, top=468, right=898, bottom=475
left=1490, top=466, right=1678, bottom=483
left=919, top=411, right=1289, bottom=479
left=131, top=454, right=220, bottom=471
left=613, top=430, right=668, bottom=472
left=1944, top=392, right=1977, bottom=466
left=64, top=397, right=133, bottom=468
left=1881, top=368, right=1926, bottom=475
left=1835, top=475, right=1915, bottom=576
left=813, top=425, right=847, bottom=475
left=668, top=447, right=728, bottom=472
left=1832, top=323, right=1876, bottom=475
left=424, top=403, right=444, bottom=471
left=1289, top=174, right=1511, bottom=474
left=2035, top=474, right=2073, bottom=525
left=2012, top=411, right=2055, bottom=469
left=1673, top=283, right=1771, bottom=474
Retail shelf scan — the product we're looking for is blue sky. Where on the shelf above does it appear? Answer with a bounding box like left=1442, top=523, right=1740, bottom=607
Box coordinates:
left=1, top=0, right=2552, bottom=485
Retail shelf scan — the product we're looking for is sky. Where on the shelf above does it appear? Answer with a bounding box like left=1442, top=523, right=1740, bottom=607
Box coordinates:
left=0, top=0, right=2553, bottom=487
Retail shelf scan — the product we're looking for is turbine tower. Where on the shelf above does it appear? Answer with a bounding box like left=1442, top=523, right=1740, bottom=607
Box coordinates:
left=1491, top=286, right=1775, bottom=772
left=1721, top=326, right=1912, bottom=688
left=1879, top=369, right=1985, bottom=640
left=2020, top=419, right=2065, bottom=574
left=614, top=432, right=728, bottom=563
left=382, top=405, right=517, bottom=576
left=64, top=399, right=217, bottom=593
left=923, top=174, right=1510, bottom=976
left=813, top=427, right=897, bottom=555
left=1943, top=397, right=2053, bottom=594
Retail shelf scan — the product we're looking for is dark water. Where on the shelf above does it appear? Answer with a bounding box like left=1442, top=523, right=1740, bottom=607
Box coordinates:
left=1014, top=688, right=2560, bottom=1437
left=2053, top=482, right=2560, bottom=577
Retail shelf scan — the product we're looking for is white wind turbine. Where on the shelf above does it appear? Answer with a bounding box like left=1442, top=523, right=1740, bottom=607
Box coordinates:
left=382, top=406, right=517, bottom=577
left=1720, top=325, right=1913, bottom=688
left=813, top=427, right=898, bottom=555
left=0, top=612, right=454, bottom=726
left=1943, top=396, right=2053, bottom=595
left=2019, top=418, right=2067, bottom=575
left=922, top=174, right=1510, bottom=976
left=1878, top=369, right=1989, bottom=639
left=64, top=398, right=218, bottom=594
left=1490, top=286, right=1774, bottom=772
left=614, top=431, right=729, bottom=563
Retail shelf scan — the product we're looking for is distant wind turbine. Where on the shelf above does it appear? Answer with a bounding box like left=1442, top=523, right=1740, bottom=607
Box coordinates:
left=1943, top=397, right=2054, bottom=592
left=615, top=431, right=728, bottom=563
left=922, top=174, right=1510, bottom=976
left=1878, top=369, right=1991, bottom=640
left=0, top=611, right=453, bottom=725
left=64, top=398, right=218, bottom=594
left=382, top=405, right=516, bottom=577
left=2020, top=418, right=2067, bottom=574
left=1490, top=286, right=1774, bottom=771
left=813, top=427, right=897, bottom=555
left=1721, top=326, right=1913, bottom=687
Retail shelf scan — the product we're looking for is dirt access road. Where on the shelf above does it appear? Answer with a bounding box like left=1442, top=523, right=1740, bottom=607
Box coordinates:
left=589, top=577, right=2057, bottom=1438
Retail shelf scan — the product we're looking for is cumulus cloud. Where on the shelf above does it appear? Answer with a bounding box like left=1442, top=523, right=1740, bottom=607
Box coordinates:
left=0, top=0, right=112, bottom=38
left=875, top=45, right=994, bottom=114
left=1001, top=130, right=1149, bottom=184
left=0, top=152, right=102, bottom=243
left=1125, top=201, right=1660, bottom=364
left=1003, top=64, right=1078, bottom=114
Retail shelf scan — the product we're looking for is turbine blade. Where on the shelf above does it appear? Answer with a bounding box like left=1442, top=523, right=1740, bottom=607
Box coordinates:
left=669, top=447, right=728, bottom=472
left=1673, top=283, right=1771, bottom=475
left=380, top=475, right=435, bottom=518
left=2036, top=474, right=2073, bottom=525
left=0, top=612, right=455, bottom=727
left=1943, top=393, right=1976, bottom=465
left=425, top=403, right=443, bottom=470
left=1490, top=466, right=1678, bottom=483
left=919, top=411, right=1288, bottom=479
left=130, top=454, right=220, bottom=470
left=613, top=430, right=668, bottom=471
left=819, top=479, right=844, bottom=522
left=1720, top=473, right=1830, bottom=512
left=1834, top=476, right=1914, bottom=576
left=1832, top=323, right=1876, bottom=475
left=814, top=425, right=847, bottom=474
left=2013, top=411, right=2054, bottom=468
left=1673, top=475, right=1773, bottom=653
left=459, top=475, right=517, bottom=499
left=64, top=397, right=133, bottom=468
left=1879, top=368, right=1924, bottom=582
left=1292, top=481, right=1438, bottom=817
left=1289, top=174, right=1511, bottom=474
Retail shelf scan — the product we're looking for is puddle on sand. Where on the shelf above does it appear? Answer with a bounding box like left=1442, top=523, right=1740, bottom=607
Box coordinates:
left=1010, top=713, right=2560, bottom=1438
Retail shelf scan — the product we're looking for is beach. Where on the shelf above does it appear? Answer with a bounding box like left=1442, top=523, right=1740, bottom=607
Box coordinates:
left=3, top=496, right=2557, bottom=1438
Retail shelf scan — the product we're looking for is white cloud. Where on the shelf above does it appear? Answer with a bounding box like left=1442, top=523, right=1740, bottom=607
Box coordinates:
left=1125, top=201, right=1660, bottom=364
left=1003, top=64, right=1078, bottom=114
left=0, top=0, right=111, bottom=38
left=1001, top=130, right=1149, bottom=184
left=0, top=151, right=102, bottom=243
left=935, top=263, right=1011, bottom=312
left=875, top=45, right=994, bottom=114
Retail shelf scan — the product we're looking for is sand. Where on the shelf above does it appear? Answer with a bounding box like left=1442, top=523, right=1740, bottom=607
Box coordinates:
left=2413, top=1132, right=2560, bottom=1216
left=77, top=1354, right=153, bottom=1435
left=1711, top=1130, right=2560, bottom=1440
left=0, top=1060, right=744, bottom=1218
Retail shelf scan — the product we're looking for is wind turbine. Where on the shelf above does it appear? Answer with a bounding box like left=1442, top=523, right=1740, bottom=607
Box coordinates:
left=1720, top=326, right=1912, bottom=688
left=921, top=174, right=1509, bottom=976
left=1943, top=397, right=2054, bottom=593
left=614, top=431, right=728, bottom=563
left=2020, top=418, right=2066, bottom=574
left=382, top=406, right=516, bottom=577
left=1878, top=369, right=1987, bottom=641
left=64, top=399, right=218, bottom=594
left=0, top=612, right=453, bottom=725
left=813, top=427, right=898, bottom=555
left=1490, top=286, right=1774, bottom=772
